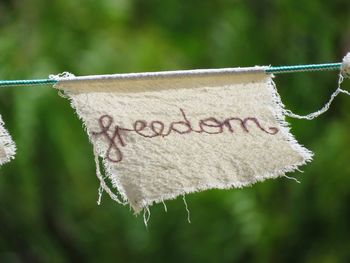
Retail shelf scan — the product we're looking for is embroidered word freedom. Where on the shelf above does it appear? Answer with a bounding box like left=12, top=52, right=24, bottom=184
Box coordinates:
left=92, top=109, right=279, bottom=163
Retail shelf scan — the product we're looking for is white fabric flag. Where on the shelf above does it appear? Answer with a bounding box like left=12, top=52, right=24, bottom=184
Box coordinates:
left=0, top=115, right=16, bottom=165
left=55, top=67, right=312, bottom=213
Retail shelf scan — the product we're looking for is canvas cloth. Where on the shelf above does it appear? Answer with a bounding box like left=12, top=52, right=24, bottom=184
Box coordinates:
left=55, top=67, right=312, bottom=213
left=0, top=115, right=16, bottom=166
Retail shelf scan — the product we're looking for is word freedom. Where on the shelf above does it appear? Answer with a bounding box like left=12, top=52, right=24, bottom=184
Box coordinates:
left=92, top=109, right=279, bottom=163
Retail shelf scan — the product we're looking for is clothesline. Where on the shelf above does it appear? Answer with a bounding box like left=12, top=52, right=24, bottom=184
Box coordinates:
left=0, top=54, right=349, bottom=214
left=0, top=62, right=343, bottom=87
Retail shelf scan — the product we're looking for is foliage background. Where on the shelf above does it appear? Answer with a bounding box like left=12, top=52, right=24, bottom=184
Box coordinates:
left=0, top=0, right=350, bottom=262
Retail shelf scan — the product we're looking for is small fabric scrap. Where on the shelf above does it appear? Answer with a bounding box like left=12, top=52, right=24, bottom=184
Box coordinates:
left=0, top=115, right=16, bottom=165
left=55, top=67, right=313, bottom=213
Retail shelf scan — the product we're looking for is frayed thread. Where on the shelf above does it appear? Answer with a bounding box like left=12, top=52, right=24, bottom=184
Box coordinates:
left=93, top=148, right=125, bottom=205
left=183, top=195, right=191, bottom=224
left=162, top=200, right=168, bottom=212
left=283, top=175, right=301, bottom=184
left=49, top=72, right=75, bottom=81
left=284, top=52, right=350, bottom=120
left=143, top=207, right=151, bottom=227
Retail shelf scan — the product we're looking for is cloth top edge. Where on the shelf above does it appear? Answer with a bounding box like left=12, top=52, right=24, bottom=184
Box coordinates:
left=55, top=66, right=268, bottom=83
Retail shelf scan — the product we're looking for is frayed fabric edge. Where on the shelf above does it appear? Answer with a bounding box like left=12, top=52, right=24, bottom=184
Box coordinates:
left=53, top=77, right=129, bottom=207
left=0, top=115, right=16, bottom=165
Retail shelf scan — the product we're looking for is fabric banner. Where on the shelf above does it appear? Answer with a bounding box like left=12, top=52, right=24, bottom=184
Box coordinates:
left=0, top=115, right=16, bottom=166
left=55, top=67, right=312, bottom=213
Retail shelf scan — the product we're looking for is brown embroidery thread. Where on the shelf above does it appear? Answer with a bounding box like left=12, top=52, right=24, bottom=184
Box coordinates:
left=92, top=109, right=279, bottom=163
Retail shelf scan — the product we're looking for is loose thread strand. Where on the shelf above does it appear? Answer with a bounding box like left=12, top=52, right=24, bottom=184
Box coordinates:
left=283, top=74, right=349, bottom=120
left=282, top=52, right=350, bottom=120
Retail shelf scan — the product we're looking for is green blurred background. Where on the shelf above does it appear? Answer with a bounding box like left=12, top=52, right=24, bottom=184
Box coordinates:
left=0, top=0, right=350, bottom=262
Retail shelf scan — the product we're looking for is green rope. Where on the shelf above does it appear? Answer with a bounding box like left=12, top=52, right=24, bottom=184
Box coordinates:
left=0, top=62, right=343, bottom=87
left=266, top=63, right=341, bottom=74
left=0, top=78, right=57, bottom=87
